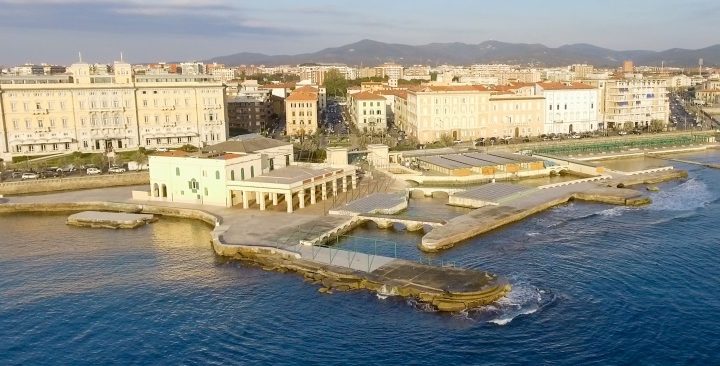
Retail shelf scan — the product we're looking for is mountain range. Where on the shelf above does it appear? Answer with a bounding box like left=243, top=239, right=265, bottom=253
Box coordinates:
left=208, top=39, right=720, bottom=68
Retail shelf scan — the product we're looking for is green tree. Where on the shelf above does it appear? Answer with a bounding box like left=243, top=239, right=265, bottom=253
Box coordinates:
left=439, top=133, right=454, bottom=147
left=650, top=119, right=665, bottom=132
left=323, top=69, right=348, bottom=97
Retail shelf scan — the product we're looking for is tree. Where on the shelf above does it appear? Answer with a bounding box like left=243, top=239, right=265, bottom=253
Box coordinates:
left=439, top=133, right=454, bottom=147
left=323, top=69, right=348, bottom=97
left=430, top=72, right=438, bottom=82
left=650, top=119, right=665, bottom=132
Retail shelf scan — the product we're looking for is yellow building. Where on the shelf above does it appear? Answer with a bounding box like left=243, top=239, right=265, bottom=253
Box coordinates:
left=284, top=86, right=318, bottom=136
left=0, top=61, right=227, bottom=160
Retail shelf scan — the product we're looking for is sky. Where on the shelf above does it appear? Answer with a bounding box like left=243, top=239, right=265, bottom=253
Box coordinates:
left=0, top=0, right=718, bottom=65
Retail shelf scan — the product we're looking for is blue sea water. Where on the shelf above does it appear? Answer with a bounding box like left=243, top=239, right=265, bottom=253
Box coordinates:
left=2, top=154, right=720, bottom=365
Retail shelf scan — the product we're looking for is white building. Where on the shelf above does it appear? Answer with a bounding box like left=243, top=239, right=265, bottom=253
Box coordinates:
left=535, top=82, right=599, bottom=134
left=349, top=91, right=387, bottom=133
left=147, top=134, right=357, bottom=210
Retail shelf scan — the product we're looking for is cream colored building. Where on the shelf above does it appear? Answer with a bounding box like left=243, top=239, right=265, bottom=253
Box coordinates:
left=535, top=82, right=599, bottom=134
left=587, top=77, right=669, bottom=130
left=401, top=85, right=545, bottom=143
left=0, top=61, right=227, bottom=161
left=349, top=91, right=387, bottom=132
left=487, top=92, right=545, bottom=138
left=147, top=134, right=357, bottom=211
left=285, top=86, right=318, bottom=136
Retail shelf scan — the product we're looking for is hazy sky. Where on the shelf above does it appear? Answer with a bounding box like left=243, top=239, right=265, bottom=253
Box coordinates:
left=1, top=0, right=718, bottom=65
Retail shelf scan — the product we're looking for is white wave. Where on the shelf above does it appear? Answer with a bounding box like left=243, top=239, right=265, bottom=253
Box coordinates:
left=526, top=232, right=540, bottom=237
left=598, top=206, right=631, bottom=217
left=377, top=284, right=399, bottom=299
left=647, top=178, right=715, bottom=212
left=488, top=317, right=514, bottom=326
left=465, top=280, right=553, bottom=325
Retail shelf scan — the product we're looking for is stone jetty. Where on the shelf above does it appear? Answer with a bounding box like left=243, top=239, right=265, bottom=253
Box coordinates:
left=67, top=211, right=156, bottom=229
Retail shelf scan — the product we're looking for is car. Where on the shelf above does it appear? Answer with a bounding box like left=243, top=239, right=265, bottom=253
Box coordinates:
left=108, top=166, right=126, bottom=173
left=156, top=147, right=169, bottom=152
left=86, top=167, right=102, bottom=175
left=40, top=170, right=60, bottom=178
left=618, top=131, right=628, bottom=136
left=21, top=172, right=39, bottom=180
left=11, top=171, right=24, bottom=179
left=61, top=165, right=77, bottom=173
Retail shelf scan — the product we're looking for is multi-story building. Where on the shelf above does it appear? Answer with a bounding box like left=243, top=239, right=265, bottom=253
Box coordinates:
left=0, top=61, right=227, bottom=160
left=535, top=82, right=599, bottom=134
left=226, top=80, right=273, bottom=134
left=587, top=77, right=669, bottom=130
left=374, top=63, right=404, bottom=81
left=667, top=74, right=693, bottom=89
left=180, top=62, right=204, bottom=75
left=349, top=91, right=387, bottom=133
left=284, top=86, right=318, bottom=136
left=403, top=65, right=431, bottom=81
left=696, top=79, right=720, bottom=105
left=398, top=85, right=545, bottom=143
left=571, top=64, right=594, bottom=79
left=487, top=92, right=545, bottom=139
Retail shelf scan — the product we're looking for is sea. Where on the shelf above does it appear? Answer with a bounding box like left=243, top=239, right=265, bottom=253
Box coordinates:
left=1, top=151, right=719, bottom=365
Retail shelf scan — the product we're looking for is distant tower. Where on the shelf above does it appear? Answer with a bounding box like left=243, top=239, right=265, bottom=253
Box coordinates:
left=699, top=58, right=704, bottom=76
left=622, top=60, right=634, bottom=73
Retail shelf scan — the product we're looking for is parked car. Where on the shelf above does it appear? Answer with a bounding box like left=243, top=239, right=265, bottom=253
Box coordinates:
left=21, top=172, right=39, bottom=180
left=86, top=167, right=102, bottom=175
left=11, top=171, right=25, bottom=179
left=40, top=170, right=60, bottom=178
left=156, top=147, right=169, bottom=152
left=61, top=165, right=77, bottom=173
left=108, top=166, right=126, bottom=173
left=618, top=131, right=628, bottom=136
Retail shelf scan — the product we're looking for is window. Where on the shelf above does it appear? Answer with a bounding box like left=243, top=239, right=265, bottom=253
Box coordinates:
left=250, top=166, right=255, bottom=178
left=204, top=187, right=208, bottom=196
left=231, top=170, right=235, bottom=180
left=285, top=155, right=290, bottom=166
left=269, top=158, right=274, bottom=171
left=215, top=170, right=220, bottom=179
left=176, top=167, right=180, bottom=176
left=240, top=168, right=245, bottom=180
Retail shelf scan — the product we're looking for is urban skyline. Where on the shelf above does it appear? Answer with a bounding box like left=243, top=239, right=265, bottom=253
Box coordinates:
left=1, top=0, right=719, bottom=64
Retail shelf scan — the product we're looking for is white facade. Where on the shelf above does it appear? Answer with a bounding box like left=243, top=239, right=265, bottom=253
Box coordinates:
left=349, top=92, right=387, bottom=132
left=535, top=82, right=599, bottom=134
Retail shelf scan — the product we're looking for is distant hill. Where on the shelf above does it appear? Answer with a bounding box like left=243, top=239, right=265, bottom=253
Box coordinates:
left=208, top=39, right=720, bottom=67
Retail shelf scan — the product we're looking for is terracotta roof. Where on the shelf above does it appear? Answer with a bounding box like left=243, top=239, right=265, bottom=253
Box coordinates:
left=377, top=89, right=408, bottom=99
left=352, top=91, right=385, bottom=101
left=537, top=82, right=596, bottom=90
left=286, top=85, right=318, bottom=101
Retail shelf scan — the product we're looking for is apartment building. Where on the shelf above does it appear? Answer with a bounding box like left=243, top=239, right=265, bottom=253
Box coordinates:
left=0, top=61, right=227, bottom=160
left=403, top=65, right=431, bottom=81
left=226, top=80, right=273, bottom=133
left=535, top=82, right=599, bottom=134
left=587, top=77, right=669, bottom=130
left=374, top=63, right=404, bottom=81
left=396, top=85, right=545, bottom=144
left=284, top=86, right=318, bottom=136
left=349, top=91, right=387, bottom=133
left=696, top=79, right=720, bottom=105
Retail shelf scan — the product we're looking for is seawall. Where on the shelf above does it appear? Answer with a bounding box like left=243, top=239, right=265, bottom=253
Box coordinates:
left=0, top=172, right=149, bottom=196
left=0, top=200, right=510, bottom=312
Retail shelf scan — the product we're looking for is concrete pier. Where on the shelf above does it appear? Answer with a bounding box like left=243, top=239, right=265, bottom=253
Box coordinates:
left=421, top=169, right=685, bottom=252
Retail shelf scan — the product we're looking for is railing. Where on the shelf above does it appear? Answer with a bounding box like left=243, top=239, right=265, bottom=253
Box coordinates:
left=537, top=175, right=612, bottom=189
